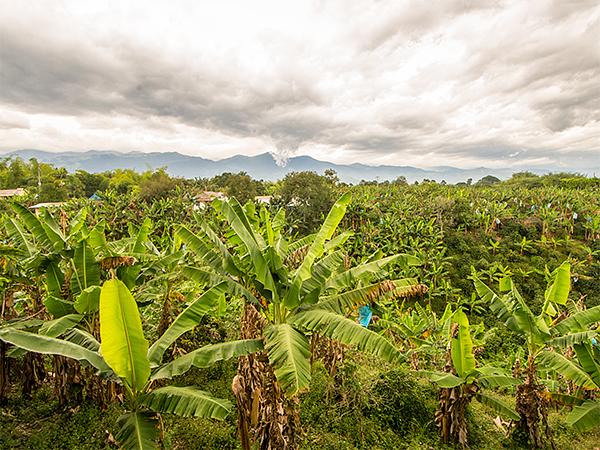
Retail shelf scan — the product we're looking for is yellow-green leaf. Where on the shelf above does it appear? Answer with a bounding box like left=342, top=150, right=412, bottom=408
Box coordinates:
left=100, top=278, right=150, bottom=392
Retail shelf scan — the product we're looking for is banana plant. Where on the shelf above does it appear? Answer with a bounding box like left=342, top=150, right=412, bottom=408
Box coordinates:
left=378, top=302, right=454, bottom=370
left=177, top=193, right=423, bottom=449
left=0, top=278, right=262, bottom=450
left=545, top=334, right=600, bottom=433
left=472, top=261, right=600, bottom=448
left=418, top=309, right=518, bottom=446
left=1, top=204, right=160, bottom=402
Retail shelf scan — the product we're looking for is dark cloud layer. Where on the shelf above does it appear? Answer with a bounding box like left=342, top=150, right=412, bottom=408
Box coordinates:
left=0, top=0, right=598, bottom=169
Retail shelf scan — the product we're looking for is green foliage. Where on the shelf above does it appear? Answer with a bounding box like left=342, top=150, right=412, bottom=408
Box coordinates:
left=278, top=171, right=335, bottom=233
left=1, top=165, right=599, bottom=449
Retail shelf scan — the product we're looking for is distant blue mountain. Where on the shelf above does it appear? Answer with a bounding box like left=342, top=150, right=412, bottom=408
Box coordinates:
left=3, top=149, right=559, bottom=184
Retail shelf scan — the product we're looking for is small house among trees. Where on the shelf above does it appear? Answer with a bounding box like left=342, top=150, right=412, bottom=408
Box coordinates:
left=195, top=191, right=228, bottom=207
left=0, top=188, right=26, bottom=197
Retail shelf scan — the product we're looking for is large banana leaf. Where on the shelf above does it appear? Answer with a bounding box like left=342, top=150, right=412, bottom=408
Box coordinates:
left=471, top=270, right=499, bottom=305
left=511, top=286, right=549, bottom=344
left=284, top=233, right=316, bottom=257
left=151, top=339, right=263, bottom=381
left=100, top=278, right=150, bottom=392
left=285, top=193, right=351, bottom=309
left=70, top=240, right=100, bottom=296
left=39, top=209, right=66, bottom=251
left=4, top=217, right=35, bottom=256
left=12, top=203, right=54, bottom=250
left=547, top=331, right=597, bottom=348
left=451, top=310, right=476, bottom=379
left=299, top=251, right=345, bottom=301
left=566, top=400, right=600, bottom=431
left=573, top=343, right=600, bottom=387
left=120, top=218, right=153, bottom=286
left=88, top=220, right=111, bottom=255
left=481, top=272, right=547, bottom=344
left=264, top=324, right=311, bottom=396
left=291, top=309, right=401, bottom=363
left=216, top=199, right=279, bottom=302
left=417, top=370, right=464, bottom=388
left=0, top=328, right=109, bottom=373
left=141, top=386, right=232, bottom=420
left=115, top=411, right=159, bottom=450
left=323, top=231, right=353, bottom=252
left=545, top=261, right=570, bottom=305
left=537, top=351, right=596, bottom=389
left=44, top=296, right=76, bottom=318
left=316, top=279, right=420, bottom=314
left=326, top=253, right=420, bottom=290
left=74, top=285, right=101, bottom=314
left=38, top=314, right=83, bottom=338
left=63, top=328, right=100, bottom=351
left=553, top=305, right=600, bottom=334
left=477, top=374, right=520, bottom=388
left=67, top=207, right=87, bottom=239
left=45, top=261, right=64, bottom=298
left=147, top=283, right=227, bottom=366
left=196, top=220, right=243, bottom=276
left=176, top=225, right=224, bottom=273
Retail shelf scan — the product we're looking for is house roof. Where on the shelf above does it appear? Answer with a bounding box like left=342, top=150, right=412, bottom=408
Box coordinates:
left=0, top=188, right=26, bottom=197
left=195, top=191, right=227, bottom=203
left=255, top=195, right=272, bottom=203
left=29, top=202, right=66, bottom=209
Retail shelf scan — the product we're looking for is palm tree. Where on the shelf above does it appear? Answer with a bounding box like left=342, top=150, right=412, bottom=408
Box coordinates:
left=177, top=193, right=425, bottom=449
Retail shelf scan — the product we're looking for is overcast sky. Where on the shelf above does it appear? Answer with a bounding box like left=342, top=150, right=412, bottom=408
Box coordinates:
left=0, top=1, right=599, bottom=169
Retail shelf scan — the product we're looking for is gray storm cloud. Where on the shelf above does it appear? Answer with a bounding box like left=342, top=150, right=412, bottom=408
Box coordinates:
left=0, top=0, right=598, bottom=169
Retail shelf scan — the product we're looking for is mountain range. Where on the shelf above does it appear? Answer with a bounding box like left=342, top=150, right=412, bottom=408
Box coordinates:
left=1, top=149, right=571, bottom=184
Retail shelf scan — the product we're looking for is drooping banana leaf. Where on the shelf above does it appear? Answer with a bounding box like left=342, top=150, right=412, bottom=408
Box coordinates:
left=264, top=323, right=311, bottom=396
left=115, top=411, right=159, bottom=450
left=70, top=240, right=100, bottom=297
left=151, top=339, right=263, bottom=381
left=141, top=386, right=232, bottom=420
left=417, top=370, right=464, bottom=388
left=74, top=285, right=101, bottom=314
left=476, top=392, right=519, bottom=420
left=537, top=351, right=596, bottom=389
left=147, top=283, right=227, bottom=366
left=566, top=400, right=600, bottom=431
left=0, top=328, right=109, bottom=373
left=38, top=314, right=83, bottom=338
left=291, top=309, right=401, bottom=363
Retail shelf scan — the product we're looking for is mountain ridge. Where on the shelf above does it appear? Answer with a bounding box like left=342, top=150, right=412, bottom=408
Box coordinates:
left=1, top=149, right=579, bottom=184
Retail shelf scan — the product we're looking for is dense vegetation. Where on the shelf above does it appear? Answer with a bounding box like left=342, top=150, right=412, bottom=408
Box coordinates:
left=1, top=157, right=599, bottom=449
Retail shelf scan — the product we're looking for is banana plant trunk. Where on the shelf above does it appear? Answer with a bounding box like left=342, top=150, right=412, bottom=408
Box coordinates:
left=514, top=356, right=556, bottom=450
left=437, top=384, right=477, bottom=446
left=52, top=355, right=83, bottom=405
left=233, top=304, right=301, bottom=450
left=310, top=333, right=345, bottom=378
left=22, top=351, right=46, bottom=397
left=0, top=341, right=8, bottom=402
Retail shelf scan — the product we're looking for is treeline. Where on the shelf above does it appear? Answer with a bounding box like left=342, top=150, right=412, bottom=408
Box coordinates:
left=2, top=156, right=598, bottom=204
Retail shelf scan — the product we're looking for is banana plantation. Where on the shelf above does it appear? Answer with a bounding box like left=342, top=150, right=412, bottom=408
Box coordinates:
left=1, top=172, right=600, bottom=449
